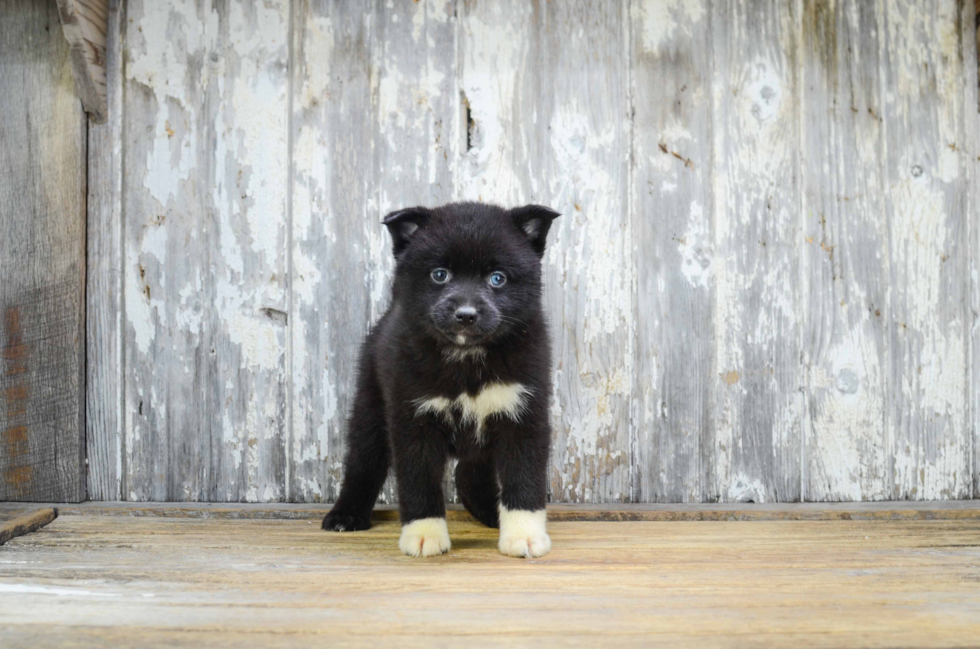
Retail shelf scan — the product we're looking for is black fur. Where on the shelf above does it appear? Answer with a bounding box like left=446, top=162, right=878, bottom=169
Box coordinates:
left=322, top=202, right=560, bottom=532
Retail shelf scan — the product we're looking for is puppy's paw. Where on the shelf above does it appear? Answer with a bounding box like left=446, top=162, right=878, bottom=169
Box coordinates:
left=399, top=517, right=451, bottom=557
left=322, top=509, right=372, bottom=532
left=498, top=506, right=551, bottom=558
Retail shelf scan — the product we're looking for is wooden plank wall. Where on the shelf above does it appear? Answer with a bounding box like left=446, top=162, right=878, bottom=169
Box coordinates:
left=86, top=0, right=123, bottom=501
left=86, top=0, right=980, bottom=503
left=0, top=0, right=87, bottom=502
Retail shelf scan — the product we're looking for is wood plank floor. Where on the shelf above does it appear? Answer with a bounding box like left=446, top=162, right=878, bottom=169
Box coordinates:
left=0, top=509, right=978, bottom=648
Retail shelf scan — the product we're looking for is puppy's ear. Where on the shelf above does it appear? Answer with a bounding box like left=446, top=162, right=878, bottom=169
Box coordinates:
left=383, top=207, right=431, bottom=257
left=510, top=204, right=561, bottom=256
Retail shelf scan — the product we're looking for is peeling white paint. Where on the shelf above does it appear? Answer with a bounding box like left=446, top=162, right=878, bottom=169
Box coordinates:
left=638, top=0, right=705, bottom=53
left=807, top=328, right=887, bottom=501
left=679, top=201, right=712, bottom=289
left=106, top=0, right=974, bottom=505
left=726, top=476, right=768, bottom=503
left=458, top=9, right=526, bottom=203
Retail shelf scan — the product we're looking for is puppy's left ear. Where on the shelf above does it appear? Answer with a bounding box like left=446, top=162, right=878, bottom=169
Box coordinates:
left=510, top=204, right=561, bottom=256
left=383, top=207, right=431, bottom=257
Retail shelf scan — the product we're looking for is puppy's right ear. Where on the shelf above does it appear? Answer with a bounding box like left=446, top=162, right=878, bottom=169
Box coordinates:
left=510, top=204, right=561, bottom=256
left=383, top=207, right=431, bottom=257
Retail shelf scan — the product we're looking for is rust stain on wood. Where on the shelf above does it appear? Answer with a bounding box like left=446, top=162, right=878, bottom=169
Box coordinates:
left=5, top=385, right=28, bottom=402
left=3, top=426, right=29, bottom=459
left=2, top=307, right=28, bottom=375
left=3, top=466, right=34, bottom=496
left=1, top=304, right=31, bottom=494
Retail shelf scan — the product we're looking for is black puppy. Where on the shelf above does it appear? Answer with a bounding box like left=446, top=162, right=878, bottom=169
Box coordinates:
left=322, top=202, right=560, bottom=558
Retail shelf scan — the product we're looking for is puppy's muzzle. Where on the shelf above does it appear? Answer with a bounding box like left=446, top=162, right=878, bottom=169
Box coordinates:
left=454, top=306, right=479, bottom=326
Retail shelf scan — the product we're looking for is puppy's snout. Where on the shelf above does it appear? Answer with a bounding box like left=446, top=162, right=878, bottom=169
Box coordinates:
left=454, top=306, right=479, bottom=326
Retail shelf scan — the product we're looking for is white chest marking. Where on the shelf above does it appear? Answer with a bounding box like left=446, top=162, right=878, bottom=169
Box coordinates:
left=414, top=382, right=530, bottom=442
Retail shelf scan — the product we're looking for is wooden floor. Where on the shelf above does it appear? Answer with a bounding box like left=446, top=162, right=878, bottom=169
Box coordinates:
left=1, top=505, right=979, bottom=648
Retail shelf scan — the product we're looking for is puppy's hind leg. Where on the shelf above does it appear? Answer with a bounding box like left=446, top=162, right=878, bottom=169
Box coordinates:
left=322, top=360, right=389, bottom=532
left=455, top=457, right=499, bottom=528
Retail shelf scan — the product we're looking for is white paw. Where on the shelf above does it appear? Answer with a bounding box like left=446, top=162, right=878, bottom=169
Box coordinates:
left=498, top=506, right=551, bottom=558
left=399, top=517, right=451, bottom=557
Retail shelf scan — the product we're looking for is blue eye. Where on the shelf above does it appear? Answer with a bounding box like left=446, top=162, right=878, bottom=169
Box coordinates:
left=489, top=272, right=507, bottom=287
left=431, top=268, right=451, bottom=284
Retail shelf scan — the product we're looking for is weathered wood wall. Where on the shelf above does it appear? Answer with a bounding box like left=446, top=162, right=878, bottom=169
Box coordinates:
left=86, top=0, right=980, bottom=503
left=1, top=0, right=88, bottom=502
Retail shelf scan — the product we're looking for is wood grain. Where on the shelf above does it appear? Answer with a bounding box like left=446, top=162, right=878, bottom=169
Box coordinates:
left=881, top=0, right=971, bottom=500
left=0, top=513, right=978, bottom=647
left=800, top=0, right=889, bottom=501
left=705, top=0, right=803, bottom=503
left=121, top=0, right=290, bottom=502
left=968, top=0, right=980, bottom=500
left=121, top=0, right=213, bottom=501
left=4, top=500, right=979, bottom=522
left=207, top=0, right=291, bottom=504
left=0, top=0, right=87, bottom=503
left=86, top=0, right=123, bottom=501
left=289, top=0, right=381, bottom=504
left=0, top=508, right=57, bottom=545
left=630, top=0, right=712, bottom=503
left=56, top=0, right=109, bottom=123
left=459, top=0, right=633, bottom=503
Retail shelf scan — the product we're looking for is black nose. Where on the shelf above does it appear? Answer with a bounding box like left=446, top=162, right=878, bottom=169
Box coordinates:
left=454, top=306, right=478, bottom=326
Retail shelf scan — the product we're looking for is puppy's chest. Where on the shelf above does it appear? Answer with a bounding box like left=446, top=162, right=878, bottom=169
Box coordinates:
left=413, top=382, right=530, bottom=443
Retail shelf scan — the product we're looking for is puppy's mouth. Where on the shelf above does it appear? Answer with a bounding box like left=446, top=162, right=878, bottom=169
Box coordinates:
left=429, top=307, right=499, bottom=346
left=440, top=329, right=485, bottom=347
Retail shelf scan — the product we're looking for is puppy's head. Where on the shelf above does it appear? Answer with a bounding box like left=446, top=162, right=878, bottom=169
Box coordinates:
left=383, top=202, right=560, bottom=348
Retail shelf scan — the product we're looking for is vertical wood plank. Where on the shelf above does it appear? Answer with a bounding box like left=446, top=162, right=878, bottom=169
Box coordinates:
left=967, top=0, right=980, bottom=499
left=208, top=0, right=290, bottom=502
left=376, top=0, right=460, bottom=502
left=55, top=0, right=109, bottom=123
left=457, top=0, right=532, bottom=204
left=376, top=0, right=458, bottom=211
left=290, top=1, right=380, bottom=503
left=123, top=0, right=289, bottom=501
left=881, top=0, right=972, bottom=500
left=459, top=0, right=633, bottom=502
left=0, top=0, right=87, bottom=502
left=86, top=0, right=123, bottom=501
left=630, top=0, right=712, bottom=503
left=706, top=0, right=803, bottom=502
left=122, top=0, right=215, bottom=501
left=800, top=0, right=889, bottom=501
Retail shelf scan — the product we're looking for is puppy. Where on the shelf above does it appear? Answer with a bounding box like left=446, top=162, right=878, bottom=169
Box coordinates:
left=322, top=202, right=560, bottom=558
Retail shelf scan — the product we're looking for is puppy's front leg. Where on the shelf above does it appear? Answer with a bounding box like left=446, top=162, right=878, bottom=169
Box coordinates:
left=494, top=419, right=551, bottom=558
left=391, top=414, right=451, bottom=557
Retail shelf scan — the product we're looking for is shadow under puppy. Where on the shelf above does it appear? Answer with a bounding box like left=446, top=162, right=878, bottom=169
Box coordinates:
left=322, top=202, right=560, bottom=558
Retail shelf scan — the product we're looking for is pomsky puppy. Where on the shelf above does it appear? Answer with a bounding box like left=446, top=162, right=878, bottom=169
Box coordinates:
left=322, top=202, right=560, bottom=558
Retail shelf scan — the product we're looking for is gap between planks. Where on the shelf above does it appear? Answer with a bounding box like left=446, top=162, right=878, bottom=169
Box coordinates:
left=1, top=501, right=978, bottom=522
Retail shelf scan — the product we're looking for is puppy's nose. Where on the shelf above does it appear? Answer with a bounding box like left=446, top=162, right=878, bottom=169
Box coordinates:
left=454, top=306, right=478, bottom=326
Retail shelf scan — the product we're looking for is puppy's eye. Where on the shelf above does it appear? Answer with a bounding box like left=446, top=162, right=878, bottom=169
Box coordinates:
left=431, top=268, right=452, bottom=284
left=488, top=271, right=507, bottom=287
